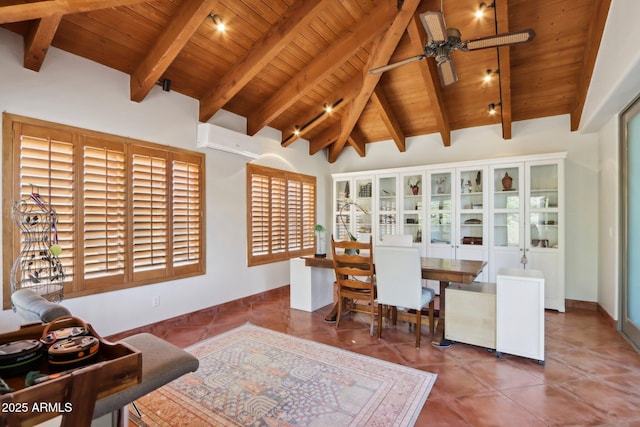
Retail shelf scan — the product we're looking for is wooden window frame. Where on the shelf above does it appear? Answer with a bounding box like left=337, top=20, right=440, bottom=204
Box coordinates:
left=2, top=113, right=205, bottom=309
left=247, top=164, right=316, bottom=266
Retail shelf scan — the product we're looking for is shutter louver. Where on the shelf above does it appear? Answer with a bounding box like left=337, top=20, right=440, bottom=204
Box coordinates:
left=270, top=176, right=287, bottom=254
left=302, top=180, right=316, bottom=250
left=250, top=173, right=270, bottom=256
left=132, top=151, right=168, bottom=278
left=18, top=125, right=75, bottom=286
left=83, top=141, right=126, bottom=285
left=172, top=157, right=201, bottom=270
left=287, top=180, right=302, bottom=251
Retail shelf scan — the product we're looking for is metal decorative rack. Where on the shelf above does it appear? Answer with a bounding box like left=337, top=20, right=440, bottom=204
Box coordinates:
left=10, top=191, right=65, bottom=304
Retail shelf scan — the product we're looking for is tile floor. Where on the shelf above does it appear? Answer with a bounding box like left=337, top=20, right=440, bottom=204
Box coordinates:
left=108, top=287, right=640, bottom=426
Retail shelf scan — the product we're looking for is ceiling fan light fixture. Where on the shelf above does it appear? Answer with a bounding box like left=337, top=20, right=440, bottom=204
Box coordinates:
left=488, top=102, right=501, bottom=115
left=209, top=14, right=226, bottom=32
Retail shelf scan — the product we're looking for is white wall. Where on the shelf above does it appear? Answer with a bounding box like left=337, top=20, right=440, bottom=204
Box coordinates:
left=0, top=29, right=329, bottom=335
left=329, top=115, right=600, bottom=304
left=583, top=0, right=640, bottom=322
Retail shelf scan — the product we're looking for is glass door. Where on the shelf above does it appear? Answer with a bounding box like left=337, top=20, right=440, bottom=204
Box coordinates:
left=354, top=177, right=373, bottom=241
left=427, top=170, right=454, bottom=258
left=401, top=173, right=424, bottom=247
left=526, top=160, right=564, bottom=311
left=622, top=96, right=640, bottom=348
left=377, top=175, right=397, bottom=244
left=456, top=166, right=487, bottom=263
left=334, top=178, right=352, bottom=241
left=489, top=163, right=524, bottom=281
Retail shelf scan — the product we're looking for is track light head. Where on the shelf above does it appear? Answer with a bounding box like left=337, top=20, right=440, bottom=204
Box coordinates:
left=488, top=102, right=501, bottom=115
left=208, top=14, right=225, bottom=32
left=476, top=2, right=495, bottom=19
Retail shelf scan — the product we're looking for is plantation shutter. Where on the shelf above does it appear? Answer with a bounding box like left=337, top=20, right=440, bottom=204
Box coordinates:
left=82, top=138, right=126, bottom=288
left=302, top=179, right=315, bottom=251
left=287, top=180, right=302, bottom=252
left=247, top=164, right=316, bottom=266
left=270, top=175, right=287, bottom=254
left=172, top=153, right=203, bottom=274
left=249, top=172, right=270, bottom=257
left=16, top=123, right=75, bottom=287
left=131, top=147, right=168, bottom=280
left=3, top=114, right=206, bottom=309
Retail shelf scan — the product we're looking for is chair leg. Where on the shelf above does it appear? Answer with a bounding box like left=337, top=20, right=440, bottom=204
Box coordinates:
left=336, top=295, right=343, bottom=328
left=428, top=300, right=435, bottom=336
left=377, top=303, right=383, bottom=339
left=370, top=303, right=375, bottom=336
left=415, top=309, right=422, bottom=348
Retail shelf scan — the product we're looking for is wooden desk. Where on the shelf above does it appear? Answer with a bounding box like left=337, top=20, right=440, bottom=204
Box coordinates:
left=301, top=255, right=486, bottom=346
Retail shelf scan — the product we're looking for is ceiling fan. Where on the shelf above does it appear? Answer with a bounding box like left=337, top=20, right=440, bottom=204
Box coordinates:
left=370, top=10, right=535, bottom=86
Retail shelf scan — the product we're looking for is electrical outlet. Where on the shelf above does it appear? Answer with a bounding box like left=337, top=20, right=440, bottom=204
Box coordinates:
left=152, top=296, right=160, bottom=307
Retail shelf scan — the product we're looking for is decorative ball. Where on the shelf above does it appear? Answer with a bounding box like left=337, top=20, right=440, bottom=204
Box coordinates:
left=49, top=244, right=62, bottom=257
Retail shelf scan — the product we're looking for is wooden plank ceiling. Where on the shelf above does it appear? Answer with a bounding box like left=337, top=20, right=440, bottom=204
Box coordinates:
left=0, top=0, right=611, bottom=162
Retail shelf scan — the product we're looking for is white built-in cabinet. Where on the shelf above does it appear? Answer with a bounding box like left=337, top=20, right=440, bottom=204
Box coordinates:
left=488, top=158, right=565, bottom=311
left=332, top=152, right=566, bottom=310
left=426, top=166, right=489, bottom=280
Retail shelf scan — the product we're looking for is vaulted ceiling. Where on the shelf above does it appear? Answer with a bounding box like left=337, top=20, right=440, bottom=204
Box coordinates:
left=0, top=0, right=611, bottom=162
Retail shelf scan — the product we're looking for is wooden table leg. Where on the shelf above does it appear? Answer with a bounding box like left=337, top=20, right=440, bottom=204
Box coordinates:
left=431, top=280, right=453, bottom=347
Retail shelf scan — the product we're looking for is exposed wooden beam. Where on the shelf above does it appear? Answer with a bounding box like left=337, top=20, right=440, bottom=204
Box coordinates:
left=281, top=98, right=349, bottom=147
left=570, top=0, right=612, bottom=131
left=23, top=15, right=62, bottom=72
left=496, top=0, right=512, bottom=139
left=328, top=0, right=421, bottom=163
left=130, top=0, right=217, bottom=102
left=309, top=125, right=340, bottom=156
left=405, top=12, right=451, bottom=146
left=246, top=2, right=396, bottom=136
left=371, top=87, right=405, bottom=152
left=198, top=0, right=331, bottom=123
left=307, top=75, right=363, bottom=154
left=346, top=128, right=366, bottom=157
left=0, top=0, right=148, bottom=24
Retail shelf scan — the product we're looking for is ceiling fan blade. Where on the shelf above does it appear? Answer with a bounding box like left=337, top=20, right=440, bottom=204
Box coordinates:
left=420, top=11, right=447, bottom=42
left=465, top=29, right=536, bottom=50
left=437, top=57, right=458, bottom=87
left=369, top=55, right=425, bottom=74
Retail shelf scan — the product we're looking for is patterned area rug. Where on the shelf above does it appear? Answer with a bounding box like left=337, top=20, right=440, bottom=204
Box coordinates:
left=133, top=323, right=436, bottom=426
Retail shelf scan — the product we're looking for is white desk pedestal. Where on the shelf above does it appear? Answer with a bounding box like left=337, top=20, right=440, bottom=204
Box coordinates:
left=290, top=258, right=334, bottom=312
left=496, top=268, right=545, bottom=364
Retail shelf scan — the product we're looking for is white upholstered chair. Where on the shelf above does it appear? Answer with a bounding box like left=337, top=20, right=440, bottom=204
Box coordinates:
left=374, top=245, right=435, bottom=348
left=380, top=234, right=413, bottom=247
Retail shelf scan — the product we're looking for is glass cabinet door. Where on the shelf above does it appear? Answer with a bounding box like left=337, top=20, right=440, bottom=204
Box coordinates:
left=492, top=165, right=522, bottom=248
left=401, top=173, right=424, bottom=244
left=429, top=171, right=453, bottom=246
left=334, top=178, right=352, bottom=241
left=457, top=167, right=485, bottom=247
left=528, top=163, right=559, bottom=249
left=354, top=177, right=373, bottom=241
left=377, top=175, right=397, bottom=243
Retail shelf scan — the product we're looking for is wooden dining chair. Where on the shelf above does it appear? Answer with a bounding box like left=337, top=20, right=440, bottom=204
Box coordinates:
left=374, top=245, right=435, bottom=348
left=331, top=235, right=376, bottom=335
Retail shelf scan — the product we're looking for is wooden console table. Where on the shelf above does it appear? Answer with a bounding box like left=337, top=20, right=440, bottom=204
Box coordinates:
left=0, top=319, right=141, bottom=427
